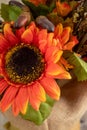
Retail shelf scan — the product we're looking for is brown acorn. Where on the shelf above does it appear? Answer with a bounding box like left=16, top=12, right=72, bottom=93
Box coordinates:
left=9, top=0, right=32, bottom=28
left=14, top=5, right=32, bottom=28
left=36, top=15, right=55, bottom=32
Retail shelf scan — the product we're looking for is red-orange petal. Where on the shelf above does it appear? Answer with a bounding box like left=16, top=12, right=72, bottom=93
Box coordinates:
left=33, top=82, right=46, bottom=102
left=32, top=28, right=39, bottom=46
left=28, top=22, right=36, bottom=33
left=47, top=33, right=54, bottom=46
left=38, top=29, right=47, bottom=41
left=61, top=27, right=71, bottom=45
left=21, top=28, right=33, bottom=44
left=45, top=46, right=63, bottom=63
left=38, top=40, right=47, bottom=53
left=45, top=62, right=66, bottom=77
left=29, top=0, right=46, bottom=6
left=60, top=57, right=74, bottom=70
left=63, top=36, right=78, bottom=50
left=56, top=1, right=72, bottom=17
left=0, top=86, right=18, bottom=112
left=12, top=87, right=28, bottom=115
left=28, top=86, right=41, bottom=110
left=54, top=23, right=63, bottom=38
left=0, top=34, right=10, bottom=53
left=71, top=36, right=79, bottom=44
left=12, top=99, right=20, bottom=116
left=16, top=27, right=25, bottom=41
left=40, top=77, right=60, bottom=100
left=4, top=23, right=19, bottom=46
left=55, top=71, right=71, bottom=79
left=63, top=41, right=76, bottom=50
left=38, top=29, right=48, bottom=53
left=21, top=22, right=37, bottom=44
left=0, top=78, right=9, bottom=94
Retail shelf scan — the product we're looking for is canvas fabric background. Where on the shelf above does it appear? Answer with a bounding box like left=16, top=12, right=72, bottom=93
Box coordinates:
left=2, top=78, right=87, bottom=130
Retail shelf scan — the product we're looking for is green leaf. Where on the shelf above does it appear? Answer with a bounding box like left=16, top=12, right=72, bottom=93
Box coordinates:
left=21, top=104, right=43, bottom=125
left=36, top=4, right=50, bottom=16
left=46, top=94, right=55, bottom=107
left=64, top=51, right=87, bottom=81
left=1, top=3, right=22, bottom=21
left=21, top=95, right=55, bottom=125
left=8, top=6, right=22, bottom=21
left=22, top=0, right=55, bottom=18
left=1, top=4, right=9, bottom=21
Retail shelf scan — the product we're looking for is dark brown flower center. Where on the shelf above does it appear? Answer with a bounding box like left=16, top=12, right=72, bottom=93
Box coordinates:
left=5, top=44, right=45, bottom=84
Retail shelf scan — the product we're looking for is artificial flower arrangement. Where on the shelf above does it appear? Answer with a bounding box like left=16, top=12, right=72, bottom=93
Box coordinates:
left=0, top=0, right=87, bottom=125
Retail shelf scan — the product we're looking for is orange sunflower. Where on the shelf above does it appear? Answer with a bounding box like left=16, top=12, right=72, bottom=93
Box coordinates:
left=54, top=23, right=78, bottom=50
left=56, top=0, right=72, bottom=17
left=0, top=22, right=71, bottom=116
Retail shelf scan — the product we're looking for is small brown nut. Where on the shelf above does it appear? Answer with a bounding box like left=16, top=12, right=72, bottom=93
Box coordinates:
left=14, top=7, right=31, bottom=28
left=14, top=15, right=28, bottom=28
left=36, top=16, right=55, bottom=32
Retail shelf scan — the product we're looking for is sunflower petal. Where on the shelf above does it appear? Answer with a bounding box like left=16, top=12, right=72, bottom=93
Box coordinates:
left=4, top=23, right=19, bottom=46
left=16, top=27, right=25, bottom=41
left=21, top=22, right=37, bottom=44
left=28, top=22, right=36, bottom=32
left=55, top=71, right=71, bottom=79
left=28, top=86, right=41, bottom=110
left=46, top=63, right=67, bottom=77
left=71, top=36, right=79, bottom=44
left=47, top=33, right=54, bottom=46
left=39, top=40, right=47, bottom=53
left=12, top=87, right=28, bottom=115
left=0, top=34, right=10, bottom=53
left=33, top=82, right=46, bottom=102
left=54, top=23, right=63, bottom=38
left=32, top=28, right=39, bottom=46
left=61, top=27, right=71, bottom=45
left=0, top=86, right=18, bottom=112
left=63, top=36, right=78, bottom=50
left=38, top=29, right=47, bottom=41
left=38, top=29, right=48, bottom=53
left=29, top=0, right=46, bottom=6
left=56, top=1, right=72, bottom=17
left=63, top=41, right=76, bottom=50
left=60, top=57, right=74, bottom=70
left=45, top=46, right=63, bottom=63
left=12, top=99, right=20, bottom=116
left=0, top=78, right=9, bottom=94
left=40, top=77, right=60, bottom=100
left=21, top=29, right=33, bottom=44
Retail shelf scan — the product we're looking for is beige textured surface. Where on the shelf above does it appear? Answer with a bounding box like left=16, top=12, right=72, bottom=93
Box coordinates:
left=2, top=79, right=87, bottom=130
